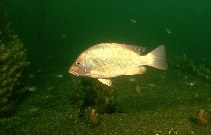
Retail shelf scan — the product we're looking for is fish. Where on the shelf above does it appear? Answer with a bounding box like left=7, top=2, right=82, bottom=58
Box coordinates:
left=69, top=43, right=168, bottom=86
left=130, top=19, right=137, bottom=24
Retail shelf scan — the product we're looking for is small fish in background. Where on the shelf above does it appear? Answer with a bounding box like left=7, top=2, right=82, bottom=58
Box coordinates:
left=46, top=87, right=55, bottom=91
left=130, top=19, right=137, bottom=24
left=129, top=78, right=136, bottom=82
left=69, top=43, right=168, bottom=86
left=147, top=83, right=156, bottom=87
left=184, top=81, right=196, bottom=86
left=28, top=86, right=37, bottom=92
left=165, top=28, right=172, bottom=34
left=55, top=74, right=63, bottom=78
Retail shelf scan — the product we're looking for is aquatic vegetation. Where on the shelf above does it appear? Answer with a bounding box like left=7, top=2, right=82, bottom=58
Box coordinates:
left=197, top=109, right=208, bottom=127
left=196, top=64, right=211, bottom=81
left=135, top=84, right=141, bottom=95
left=68, top=75, right=118, bottom=122
left=0, top=8, right=30, bottom=117
left=87, top=107, right=99, bottom=127
left=170, top=55, right=211, bottom=81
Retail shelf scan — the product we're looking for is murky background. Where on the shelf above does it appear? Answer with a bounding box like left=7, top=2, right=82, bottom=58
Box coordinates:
left=1, top=0, right=211, bottom=134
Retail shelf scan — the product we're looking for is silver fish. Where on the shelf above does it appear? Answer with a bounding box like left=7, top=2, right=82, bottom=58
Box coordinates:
left=69, top=43, right=167, bottom=86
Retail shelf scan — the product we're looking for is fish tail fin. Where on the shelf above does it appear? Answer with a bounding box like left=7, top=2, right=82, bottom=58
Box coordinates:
left=147, top=45, right=168, bottom=70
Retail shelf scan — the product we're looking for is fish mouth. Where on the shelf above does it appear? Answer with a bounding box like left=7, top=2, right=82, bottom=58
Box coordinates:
left=69, top=69, right=78, bottom=76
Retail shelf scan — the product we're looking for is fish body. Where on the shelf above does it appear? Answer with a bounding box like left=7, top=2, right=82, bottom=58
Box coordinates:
left=69, top=43, right=167, bottom=86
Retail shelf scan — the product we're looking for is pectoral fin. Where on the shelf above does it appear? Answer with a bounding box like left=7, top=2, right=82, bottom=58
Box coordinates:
left=98, top=78, right=112, bottom=86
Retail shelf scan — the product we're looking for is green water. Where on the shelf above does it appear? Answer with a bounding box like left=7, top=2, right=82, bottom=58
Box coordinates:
left=1, top=0, right=211, bottom=134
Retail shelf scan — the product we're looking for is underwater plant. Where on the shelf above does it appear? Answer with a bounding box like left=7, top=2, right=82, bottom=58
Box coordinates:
left=197, top=109, right=208, bottom=127
left=68, top=75, right=118, bottom=126
left=170, top=56, right=211, bottom=81
left=0, top=6, right=30, bottom=117
left=87, top=107, right=99, bottom=127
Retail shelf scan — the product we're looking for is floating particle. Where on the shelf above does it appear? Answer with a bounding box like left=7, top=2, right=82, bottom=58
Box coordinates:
left=165, top=28, right=172, bottom=34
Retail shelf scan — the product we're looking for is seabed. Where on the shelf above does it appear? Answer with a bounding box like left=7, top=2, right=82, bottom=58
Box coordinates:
left=0, top=66, right=211, bottom=135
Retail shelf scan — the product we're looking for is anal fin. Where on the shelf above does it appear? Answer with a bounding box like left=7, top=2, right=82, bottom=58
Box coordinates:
left=125, top=66, right=147, bottom=75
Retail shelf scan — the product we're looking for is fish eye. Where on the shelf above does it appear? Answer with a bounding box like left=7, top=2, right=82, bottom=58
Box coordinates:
left=75, top=61, right=82, bottom=66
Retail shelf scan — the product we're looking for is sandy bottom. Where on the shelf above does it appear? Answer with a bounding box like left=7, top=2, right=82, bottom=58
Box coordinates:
left=1, top=66, right=211, bottom=135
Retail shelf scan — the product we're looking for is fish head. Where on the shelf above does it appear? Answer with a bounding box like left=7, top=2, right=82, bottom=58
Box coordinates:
left=69, top=53, right=92, bottom=76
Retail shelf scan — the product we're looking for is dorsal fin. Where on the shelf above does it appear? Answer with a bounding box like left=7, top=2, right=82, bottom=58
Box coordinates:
left=87, top=43, right=146, bottom=55
left=121, top=44, right=146, bottom=55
